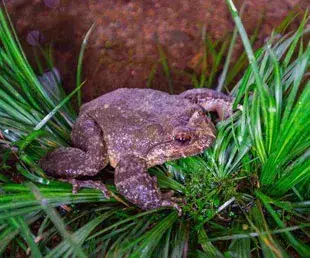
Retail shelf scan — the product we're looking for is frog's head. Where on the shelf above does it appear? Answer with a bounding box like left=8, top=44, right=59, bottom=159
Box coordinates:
left=146, top=109, right=216, bottom=166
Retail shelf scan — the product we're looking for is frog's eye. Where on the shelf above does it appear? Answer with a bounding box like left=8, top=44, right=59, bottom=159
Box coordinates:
left=174, top=132, right=192, bottom=145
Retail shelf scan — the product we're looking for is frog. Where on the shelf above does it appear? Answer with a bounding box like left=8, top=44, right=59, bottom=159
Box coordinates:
left=40, top=88, right=235, bottom=214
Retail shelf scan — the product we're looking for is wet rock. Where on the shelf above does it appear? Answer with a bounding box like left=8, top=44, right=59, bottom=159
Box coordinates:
left=6, top=0, right=309, bottom=103
left=43, top=0, right=60, bottom=9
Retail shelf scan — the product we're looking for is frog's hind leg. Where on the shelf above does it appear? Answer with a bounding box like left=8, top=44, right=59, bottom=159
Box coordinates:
left=180, top=88, right=236, bottom=120
left=39, top=115, right=110, bottom=197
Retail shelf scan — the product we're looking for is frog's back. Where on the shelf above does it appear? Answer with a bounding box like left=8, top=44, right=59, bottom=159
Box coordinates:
left=80, top=88, right=190, bottom=116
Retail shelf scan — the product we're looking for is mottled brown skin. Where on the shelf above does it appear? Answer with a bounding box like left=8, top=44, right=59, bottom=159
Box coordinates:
left=40, top=88, right=234, bottom=214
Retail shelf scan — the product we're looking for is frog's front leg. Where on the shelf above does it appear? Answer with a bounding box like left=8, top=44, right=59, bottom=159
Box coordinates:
left=115, top=155, right=182, bottom=215
left=180, top=88, right=236, bottom=120
left=39, top=115, right=110, bottom=197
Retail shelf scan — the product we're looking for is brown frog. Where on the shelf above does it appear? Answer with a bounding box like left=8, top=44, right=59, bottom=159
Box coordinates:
left=40, top=88, right=235, bottom=214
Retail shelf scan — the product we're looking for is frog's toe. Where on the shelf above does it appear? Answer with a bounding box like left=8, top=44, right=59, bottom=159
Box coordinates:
left=160, top=199, right=182, bottom=216
left=61, top=179, right=111, bottom=199
left=169, top=196, right=185, bottom=204
left=162, top=191, right=185, bottom=204
left=162, top=190, right=175, bottom=199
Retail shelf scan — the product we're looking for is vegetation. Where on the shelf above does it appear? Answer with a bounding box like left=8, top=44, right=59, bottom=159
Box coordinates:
left=0, top=1, right=309, bottom=257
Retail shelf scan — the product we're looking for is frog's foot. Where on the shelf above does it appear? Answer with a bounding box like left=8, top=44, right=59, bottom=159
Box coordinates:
left=162, top=190, right=184, bottom=203
left=161, top=191, right=185, bottom=216
left=115, top=155, right=183, bottom=215
left=160, top=199, right=182, bottom=216
left=162, top=190, right=175, bottom=199
left=180, top=88, right=236, bottom=120
left=61, top=179, right=110, bottom=198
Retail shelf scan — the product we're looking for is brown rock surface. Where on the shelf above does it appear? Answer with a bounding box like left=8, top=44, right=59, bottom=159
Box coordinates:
left=5, top=0, right=309, bottom=102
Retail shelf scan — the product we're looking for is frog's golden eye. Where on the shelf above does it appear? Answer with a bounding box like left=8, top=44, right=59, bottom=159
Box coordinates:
left=174, top=132, right=192, bottom=145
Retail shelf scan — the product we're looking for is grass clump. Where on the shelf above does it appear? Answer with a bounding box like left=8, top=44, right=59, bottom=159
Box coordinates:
left=0, top=2, right=309, bottom=258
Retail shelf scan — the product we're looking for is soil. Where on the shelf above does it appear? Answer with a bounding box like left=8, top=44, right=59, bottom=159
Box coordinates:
left=5, top=0, right=309, bottom=103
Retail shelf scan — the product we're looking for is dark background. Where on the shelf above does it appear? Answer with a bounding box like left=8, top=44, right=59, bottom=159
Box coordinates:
left=6, top=0, right=309, bottom=102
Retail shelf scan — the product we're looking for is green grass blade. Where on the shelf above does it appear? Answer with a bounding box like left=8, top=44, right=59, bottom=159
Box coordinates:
left=76, top=23, right=96, bottom=107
